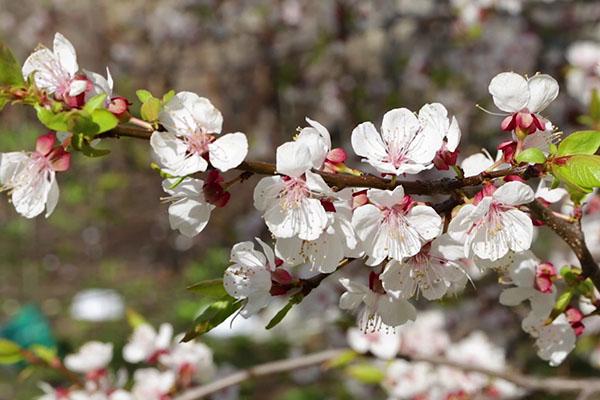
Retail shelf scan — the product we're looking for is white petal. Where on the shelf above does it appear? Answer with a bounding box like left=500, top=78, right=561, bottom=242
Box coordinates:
left=255, top=237, right=277, bottom=271
left=446, top=116, right=461, bottom=152
left=447, top=203, right=478, bottom=243
left=418, top=103, right=449, bottom=141
left=351, top=122, right=388, bottom=162
left=366, top=186, right=405, bottom=208
left=253, top=176, right=284, bottom=211
left=150, top=131, right=207, bottom=176
left=381, top=108, right=420, bottom=145
left=22, top=48, right=62, bottom=93
left=305, top=117, right=331, bottom=149
left=208, top=132, right=248, bottom=172
left=68, top=79, right=88, bottom=97
left=53, top=33, right=78, bottom=76
left=493, top=181, right=535, bottom=206
left=276, top=141, right=312, bottom=178
left=304, top=170, right=333, bottom=196
left=160, top=92, right=223, bottom=136
left=499, top=286, right=531, bottom=306
left=168, top=196, right=214, bottom=237
left=264, top=197, right=327, bottom=240
left=376, top=295, right=416, bottom=327
left=45, top=178, right=59, bottom=217
left=406, top=205, right=442, bottom=241
left=275, top=237, right=304, bottom=266
left=380, top=260, right=416, bottom=299
left=503, top=209, right=534, bottom=253
left=461, top=153, right=493, bottom=177
left=526, top=74, right=559, bottom=113
left=488, top=72, right=529, bottom=112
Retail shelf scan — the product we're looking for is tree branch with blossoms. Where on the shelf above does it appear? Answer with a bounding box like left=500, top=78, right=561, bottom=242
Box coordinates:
left=2, top=32, right=600, bottom=400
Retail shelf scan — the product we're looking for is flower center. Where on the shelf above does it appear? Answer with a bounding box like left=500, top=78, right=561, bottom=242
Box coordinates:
left=185, top=130, right=214, bottom=156
left=279, top=177, right=309, bottom=209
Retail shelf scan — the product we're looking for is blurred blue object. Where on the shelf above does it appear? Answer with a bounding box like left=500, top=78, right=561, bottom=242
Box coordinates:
left=0, top=304, right=56, bottom=350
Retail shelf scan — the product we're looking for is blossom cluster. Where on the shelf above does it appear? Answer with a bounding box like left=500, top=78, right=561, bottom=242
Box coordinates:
left=0, top=32, right=599, bottom=375
left=347, top=310, right=524, bottom=399
left=38, top=323, right=214, bottom=400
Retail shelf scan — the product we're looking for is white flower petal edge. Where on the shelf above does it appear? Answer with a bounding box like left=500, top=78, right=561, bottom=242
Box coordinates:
left=223, top=239, right=278, bottom=318
left=162, top=178, right=215, bottom=238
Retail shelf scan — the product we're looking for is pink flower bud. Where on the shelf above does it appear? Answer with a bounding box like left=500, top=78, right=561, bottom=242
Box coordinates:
left=326, top=147, right=347, bottom=164
left=108, top=96, right=131, bottom=119
left=272, top=268, right=293, bottom=285
left=534, top=262, right=556, bottom=294
left=497, top=140, right=517, bottom=163
left=352, top=190, right=369, bottom=209
left=565, top=306, right=585, bottom=337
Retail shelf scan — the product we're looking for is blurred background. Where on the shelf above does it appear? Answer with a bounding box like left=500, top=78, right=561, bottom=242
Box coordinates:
left=0, top=0, right=599, bottom=399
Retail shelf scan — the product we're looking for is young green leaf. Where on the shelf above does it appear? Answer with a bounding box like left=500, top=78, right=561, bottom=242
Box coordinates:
left=90, top=109, right=118, bottom=134
left=35, top=106, right=70, bottom=131
left=345, top=363, right=385, bottom=384
left=126, top=308, right=148, bottom=329
left=136, top=89, right=153, bottom=104
left=187, top=279, right=227, bottom=299
left=140, top=97, right=161, bottom=123
left=589, top=89, right=600, bottom=123
left=83, top=93, right=108, bottom=113
left=0, top=42, right=25, bottom=86
left=557, top=130, right=600, bottom=156
left=0, top=339, right=23, bottom=364
left=183, top=295, right=242, bottom=341
left=265, top=295, right=302, bottom=330
left=323, top=350, right=358, bottom=370
left=162, top=90, right=175, bottom=103
left=30, top=345, right=57, bottom=364
left=515, top=148, right=546, bottom=164
left=552, top=155, right=600, bottom=190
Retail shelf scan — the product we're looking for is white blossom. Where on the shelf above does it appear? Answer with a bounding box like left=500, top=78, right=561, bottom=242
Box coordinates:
left=351, top=107, right=444, bottom=175
left=123, top=323, right=173, bottom=364
left=223, top=238, right=278, bottom=317
left=150, top=92, right=248, bottom=176
left=352, top=186, right=442, bottom=265
left=0, top=133, right=70, bottom=218
left=131, top=368, right=175, bottom=400
left=380, top=234, right=468, bottom=300
left=22, top=33, right=87, bottom=101
left=339, top=277, right=416, bottom=330
left=489, top=72, right=559, bottom=115
left=253, top=141, right=331, bottom=241
left=161, top=178, right=215, bottom=237
left=346, top=327, right=400, bottom=360
left=275, top=188, right=360, bottom=273
left=159, top=338, right=215, bottom=382
left=448, top=181, right=535, bottom=261
left=524, top=314, right=576, bottom=367
left=64, top=342, right=113, bottom=374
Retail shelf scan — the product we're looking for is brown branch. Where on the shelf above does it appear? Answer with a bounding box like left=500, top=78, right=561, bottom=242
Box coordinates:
left=173, top=347, right=600, bottom=400
left=100, top=124, right=535, bottom=195
left=527, top=200, right=600, bottom=291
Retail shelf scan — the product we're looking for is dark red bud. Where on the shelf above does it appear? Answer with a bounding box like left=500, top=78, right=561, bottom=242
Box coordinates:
left=320, top=199, right=336, bottom=212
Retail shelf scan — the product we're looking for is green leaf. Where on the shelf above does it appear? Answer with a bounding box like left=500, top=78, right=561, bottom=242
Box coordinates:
left=183, top=295, right=242, bottom=341
left=126, top=308, right=148, bottom=329
left=557, top=131, right=600, bottom=156
left=0, top=42, right=25, bottom=86
left=345, top=363, right=385, bottom=384
left=324, top=350, right=358, bottom=369
left=30, top=345, right=56, bottom=364
left=554, top=290, right=573, bottom=313
left=265, top=295, right=302, bottom=330
left=35, top=105, right=70, bottom=131
left=187, top=279, right=227, bottom=299
left=162, top=90, right=175, bottom=103
left=136, top=89, right=153, bottom=104
left=140, top=97, right=161, bottom=122
left=515, top=148, right=546, bottom=164
left=0, top=339, right=23, bottom=364
left=552, top=155, right=600, bottom=190
left=89, top=109, right=118, bottom=134
left=83, top=93, right=107, bottom=113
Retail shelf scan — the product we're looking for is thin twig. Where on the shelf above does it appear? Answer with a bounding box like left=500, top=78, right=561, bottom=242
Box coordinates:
left=173, top=347, right=600, bottom=400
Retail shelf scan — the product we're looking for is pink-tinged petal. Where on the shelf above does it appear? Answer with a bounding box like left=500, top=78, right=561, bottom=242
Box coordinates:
left=488, top=72, right=529, bottom=113
left=49, top=147, right=71, bottom=172
left=501, top=115, right=516, bottom=131
left=526, top=74, right=559, bottom=113
left=36, top=132, right=57, bottom=156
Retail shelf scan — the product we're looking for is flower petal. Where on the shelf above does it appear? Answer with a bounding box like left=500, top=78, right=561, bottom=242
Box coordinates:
left=493, top=181, right=535, bottom=206
left=276, top=141, right=312, bottom=178
left=526, top=74, right=559, bottom=113
left=351, top=122, right=388, bottom=162
left=53, top=33, right=78, bottom=76
left=489, top=72, right=529, bottom=112
left=208, top=132, right=248, bottom=172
